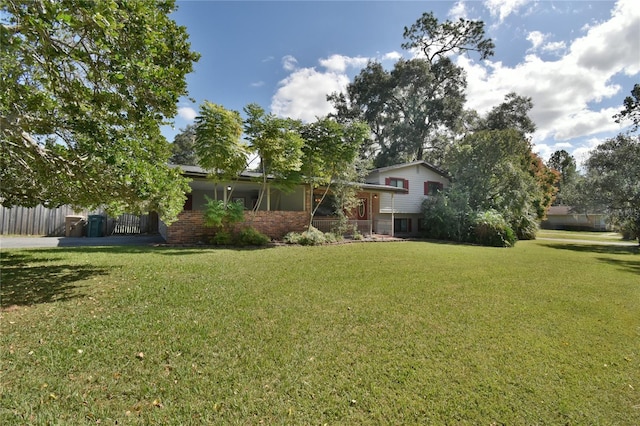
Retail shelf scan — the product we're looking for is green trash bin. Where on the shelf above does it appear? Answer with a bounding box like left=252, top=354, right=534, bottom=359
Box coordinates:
left=87, top=215, right=105, bottom=237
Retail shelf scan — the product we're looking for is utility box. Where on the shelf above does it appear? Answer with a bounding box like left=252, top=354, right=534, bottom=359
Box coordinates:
left=87, top=215, right=105, bottom=238
left=65, top=215, right=85, bottom=237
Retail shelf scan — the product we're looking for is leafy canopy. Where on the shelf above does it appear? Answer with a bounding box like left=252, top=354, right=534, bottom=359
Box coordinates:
left=0, top=0, right=199, bottom=222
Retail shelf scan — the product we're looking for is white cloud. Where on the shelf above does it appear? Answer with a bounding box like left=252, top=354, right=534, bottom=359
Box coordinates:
left=319, top=54, right=369, bottom=73
left=526, top=30, right=546, bottom=50
left=251, top=81, right=265, bottom=88
left=542, top=41, right=567, bottom=54
left=381, top=51, right=403, bottom=62
left=460, top=0, right=639, bottom=150
left=484, top=0, right=531, bottom=22
left=449, top=1, right=468, bottom=20
left=282, top=55, right=298, bottom=71
left=177, top=106, right=197, bottom=121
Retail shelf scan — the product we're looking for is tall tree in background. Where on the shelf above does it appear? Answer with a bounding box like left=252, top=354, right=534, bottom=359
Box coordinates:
left=170, top=124, right=198, bottom=166
left=0, top=0, right=199, bottom=222
left=547, top=150, right=578, bottom=205
left=329, top=12, right=494, bottom=168
left=483, top=92, right=536, bottom=136
left=614, top=83, right=640, bottom=132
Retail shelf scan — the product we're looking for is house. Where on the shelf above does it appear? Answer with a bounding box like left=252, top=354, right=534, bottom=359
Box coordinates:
left=162, top=161, right=449, bottom=244
left=364, top=161, right=450, bottom=236
left=541, top=205, right=609, bottom=231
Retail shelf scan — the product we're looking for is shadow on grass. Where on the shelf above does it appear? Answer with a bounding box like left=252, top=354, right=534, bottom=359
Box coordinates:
left=0, top=252, right=109, bottom=308
left=539, top=243, right=639, bottom=275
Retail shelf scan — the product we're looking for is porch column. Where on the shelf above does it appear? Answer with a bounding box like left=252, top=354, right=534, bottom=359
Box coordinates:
left=267, top=184, right=271, bottom=211
left=391, top=192, right=395, bottom=237
left=368, top=192, right=373, bottom=236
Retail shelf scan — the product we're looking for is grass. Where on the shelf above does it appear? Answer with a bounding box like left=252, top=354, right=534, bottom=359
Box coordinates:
left=538, top=229, right=632, bottom=243
left=1, top=238, right=638, bottom=424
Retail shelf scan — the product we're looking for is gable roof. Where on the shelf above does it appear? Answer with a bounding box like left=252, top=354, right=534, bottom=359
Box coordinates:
left=368, top=160, right=450, bottom=179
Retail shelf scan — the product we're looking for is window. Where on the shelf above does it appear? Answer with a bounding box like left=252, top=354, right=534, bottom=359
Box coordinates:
left=386, top=177, right=408, bottom=190
left=424, top=181, right=443, bottom=196
left=394, top=218, right=411, bottom=233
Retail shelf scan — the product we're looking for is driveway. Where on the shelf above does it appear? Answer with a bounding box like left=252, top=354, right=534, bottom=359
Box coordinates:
left=0, top=234, right=165, bottom=249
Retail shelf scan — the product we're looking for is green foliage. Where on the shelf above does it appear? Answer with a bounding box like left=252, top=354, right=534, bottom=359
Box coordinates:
left=236, top=227, right=270, bottom=246
left=420, top=189, right=473, bottom=242
left=194, top=101, right=247, bottom=181
left=472, top=210, right=516, bottom=247
left=202, top=197, right=244, bottom=230
left=614, top=83, right=640, bottom=132
left=211, top=230, right=234, bottom=246
left=483, top=92, right=536, bottom=136
left=169, top=124, right=198, bottom=166
left=243, top=103, right=305, bottom=209
left=284, top=227, right=336, bottom=245
left=579, top=134, right=640, bottom=242
left=0, top=0, right=199, bottom=222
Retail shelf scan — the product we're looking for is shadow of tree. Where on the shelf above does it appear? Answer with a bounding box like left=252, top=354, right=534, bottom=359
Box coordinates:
left=539, top=243, right=639, bottom=275
left=0, top=252, right=108, bottom=308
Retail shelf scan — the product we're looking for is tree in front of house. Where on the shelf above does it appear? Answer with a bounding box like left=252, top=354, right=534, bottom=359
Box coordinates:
left=300, top=118, right=369, bottom=229
left=243, top=103, right=305, bottom=213
left=0, top=0, right=199, bottom=223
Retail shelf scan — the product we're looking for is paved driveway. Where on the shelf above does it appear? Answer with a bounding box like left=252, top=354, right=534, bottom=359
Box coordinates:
left=0, top=235, right=165, bottom=249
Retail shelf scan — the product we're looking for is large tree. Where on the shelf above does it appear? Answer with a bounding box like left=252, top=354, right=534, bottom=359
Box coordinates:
left=547, top=149, right=578, bottom=205
left=614, top=83, right=640, bottom=132
left=580, top=134, right=640, bottom=242
left=0, top=0, right=199, bottom=221
left=329, top=12, right=493, bottom=168
left=446, top=129, right=557, bottom=238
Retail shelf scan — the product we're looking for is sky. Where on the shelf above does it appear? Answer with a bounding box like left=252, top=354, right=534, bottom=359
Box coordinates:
left=162, top=0, right=640, bottom=167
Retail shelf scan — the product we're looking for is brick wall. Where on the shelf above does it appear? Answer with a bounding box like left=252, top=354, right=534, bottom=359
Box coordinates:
left=165, top=210, right=310, bottom=244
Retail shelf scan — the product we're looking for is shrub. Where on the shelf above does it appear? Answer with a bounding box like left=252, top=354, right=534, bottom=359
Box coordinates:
left=284, top=227, right=334, bottom=245
left=203, top=197, right=244, bottom=230
left=211, top=230, right=234, bottom=246
left=236, top=227, right=270, bottom=246
left=420, top=189, right=473, bottom=242
left=515, top=214, right=539, bottom=240
left=472, top=210, right=516, bottom=247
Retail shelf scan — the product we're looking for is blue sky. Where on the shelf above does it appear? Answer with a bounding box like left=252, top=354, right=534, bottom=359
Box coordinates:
left=163, top=0, right=639, bottom=166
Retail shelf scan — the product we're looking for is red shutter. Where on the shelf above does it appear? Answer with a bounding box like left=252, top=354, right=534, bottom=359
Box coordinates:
left=438, top=182, right=444, bottom=192
left=424, top=181, right=429, bottom=195
left=403, top=179, right=409, bottom=190
left=385, top=177, right=390, bottom=186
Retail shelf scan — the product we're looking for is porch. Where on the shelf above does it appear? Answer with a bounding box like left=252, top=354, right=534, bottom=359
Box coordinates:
left=311, top=218, right=393, bottom=236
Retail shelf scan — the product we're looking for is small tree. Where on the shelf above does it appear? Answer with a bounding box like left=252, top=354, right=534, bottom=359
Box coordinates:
left=170, top=124, right=198, bottom=166
left=300, top=118, right=369, bottom=229
left=243, top=103, right=304, bottom=213
left=194, top=101, right=247, bottom=200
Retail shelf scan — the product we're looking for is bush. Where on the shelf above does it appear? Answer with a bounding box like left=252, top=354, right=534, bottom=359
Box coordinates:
left=515, top=214, right=539, bottom=240
left=236, top=227, right=270, bottom=246
left=472, top=210, right=516, bottom=247
left=283, top=227, right=335, bottom=245
left=211, top=230, right=234, bottom=245
left=420, top=189, right=473, bottom=242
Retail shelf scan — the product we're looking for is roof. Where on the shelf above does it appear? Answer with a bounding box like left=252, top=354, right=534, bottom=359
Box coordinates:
left=369, top=160, right=449, bottom=179
left=170, top=164, right=407, bottom=193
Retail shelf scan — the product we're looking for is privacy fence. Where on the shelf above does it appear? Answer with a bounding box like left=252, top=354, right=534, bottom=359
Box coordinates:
left=0, top=204, right=152, bottom=236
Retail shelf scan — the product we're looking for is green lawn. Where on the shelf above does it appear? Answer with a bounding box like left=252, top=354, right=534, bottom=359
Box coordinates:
left=1, top=238, right=638, bottom=424
left=538, top=229, right=633, bottom=243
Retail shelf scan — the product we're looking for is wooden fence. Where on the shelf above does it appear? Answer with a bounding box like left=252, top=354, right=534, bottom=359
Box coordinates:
left=0, top=204, right=151, bottom=236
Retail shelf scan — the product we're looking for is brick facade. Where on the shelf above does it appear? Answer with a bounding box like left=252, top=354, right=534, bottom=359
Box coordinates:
left=164, top=210, right=310, bottom=244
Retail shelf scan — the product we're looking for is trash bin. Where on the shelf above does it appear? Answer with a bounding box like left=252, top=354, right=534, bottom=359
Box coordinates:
left=87, top=215, right=105, bottom=237
left=65, top=215, right=85, bottom=237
